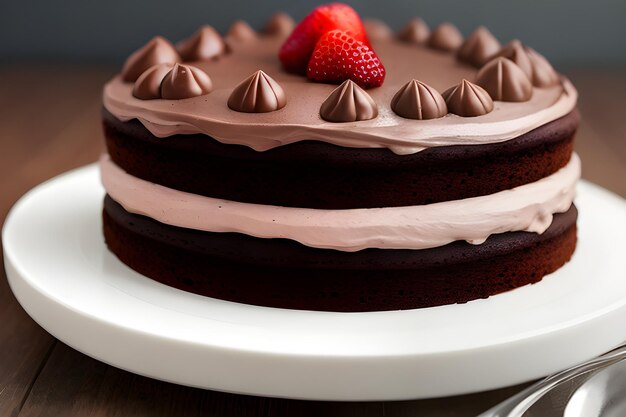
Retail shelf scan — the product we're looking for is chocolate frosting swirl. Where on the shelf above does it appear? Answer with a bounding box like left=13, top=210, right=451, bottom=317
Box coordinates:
left=160, top=64, right=213, bottom=99
left=476, top=57, right=533, bottom=102
left=264, top=12, right=295, bottom=36
left=526, top=47, right=560, bottom=87
left=457, top=26, right=501, bottom=67
left=397, top=18, right=430, bottom=44
left=176, top=25, right=226, bottom=61
left=132, top=63, right=174, bottom=100
left=428, top=23, right=463, bottom=51
left=391, top=80, right=448, bottom=120
left=491, top=40, right=533, bottom=79
left=226, top=20, right=257, bottom=43
left=443, top=79, right=494, bottom=117
left=227, top=70, right=286, bottom=113
left=121, top=36, right=180, bottom=82
left=320, top=80, right=378, bottom=122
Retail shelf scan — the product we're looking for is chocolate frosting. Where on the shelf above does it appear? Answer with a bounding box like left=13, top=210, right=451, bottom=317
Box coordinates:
left=132, top=63, right=174, bottom=100
left=264, top=12, right=295, bottom=36
left=391, top=80, right=448, bottom=120
left=226, top=20, right=257, bottom=42
left=443, top=79, right=494, bottom=117
left=363, top=19, right=393, bottom=40
left=526, top=47, right=560, bottom=87
left=428, top=23, right=463, bottom=51
left=491, top=40, right=533, bottom=79
left=457, top=26, right=500, bottom=67
left=160, top=64, right=213, bottom=99
left=176, top=25, right=226, bottom=61
left=397, top=18, right=430, bottom=44
left=320, top=80, right=378, bottom=122
left=121, top=36, right=180, bottom=82
left=104, top=36, right=577, bottom=154
left=476, top=57, right=533, bottom=102
left=227, top=70, right=286, bottom=113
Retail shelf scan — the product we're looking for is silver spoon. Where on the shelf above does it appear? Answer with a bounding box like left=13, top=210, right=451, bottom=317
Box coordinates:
left=563, top=358, right=626, bottom=417
left=477, top=343, right=626, bottom=417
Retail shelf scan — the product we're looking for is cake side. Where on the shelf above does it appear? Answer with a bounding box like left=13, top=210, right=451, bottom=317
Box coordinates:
left=100, top=152, right=579, bottom=251
left=103, top=196, right=577, bottom=312
left=103, top=108, right=577, bottom=209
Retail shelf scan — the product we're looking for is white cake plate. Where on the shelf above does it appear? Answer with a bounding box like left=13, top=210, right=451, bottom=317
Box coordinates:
left=3, top=165, right=626, bottom=401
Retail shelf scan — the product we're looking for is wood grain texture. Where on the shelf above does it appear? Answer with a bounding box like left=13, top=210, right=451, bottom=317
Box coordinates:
left=569, top=71, right=626, bottom=197
left=0, top=65, right=110, bottom=417
left=0, top=66, right=624, bottom=416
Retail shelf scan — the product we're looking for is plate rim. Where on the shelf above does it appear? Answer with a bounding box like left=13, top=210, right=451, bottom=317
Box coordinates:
left=3, top=164, right=626, bottom=400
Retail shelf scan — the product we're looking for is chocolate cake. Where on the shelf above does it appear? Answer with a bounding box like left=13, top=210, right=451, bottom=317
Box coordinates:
left=100, top=4, right=580, bottom=312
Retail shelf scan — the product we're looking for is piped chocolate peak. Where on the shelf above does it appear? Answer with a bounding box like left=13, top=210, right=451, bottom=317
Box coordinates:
left=457, top=26, right=500, bottom=67
left=397, top=18, right=430, bottom=44
left=320, top=80, right=378, bottom=122
left=160, top=64, right=213, bottom=99
left=176, top=25, right=226, bottom=61
left=228, top=70, right=286, bottom=113
left=491, top=40, right=533, bottom=79
left=363, top=19, right=393, bottom=40
left=264, top=13, right=295, bottom=36
left=428, top=23, right=463, bottom=51
left=526, top=47, right=560, bottom=87
left=226, top=20, right=257, bottom=42
left=121, top=36, right=180, bottom=82
left=132, top=64, right=174, bottom=99
left=476, top=57, right=532, bottom=102
left=391, top=80, right=448, bottom=120
left=443, top=79, right=494, bottom=117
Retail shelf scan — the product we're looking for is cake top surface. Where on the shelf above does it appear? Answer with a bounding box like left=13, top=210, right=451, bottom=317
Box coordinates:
left=103, top=7, right=577, bottom=155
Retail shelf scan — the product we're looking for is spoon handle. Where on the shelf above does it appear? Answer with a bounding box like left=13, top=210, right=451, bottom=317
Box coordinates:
left=477, top=343, right=626, bottom=417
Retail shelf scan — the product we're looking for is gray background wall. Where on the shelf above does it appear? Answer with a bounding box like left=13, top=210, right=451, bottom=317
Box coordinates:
left=2, top=0, right=625, bottom=68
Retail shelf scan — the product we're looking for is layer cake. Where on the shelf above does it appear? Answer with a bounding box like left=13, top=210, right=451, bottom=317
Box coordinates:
left=100, top=5, right=580, bottom=311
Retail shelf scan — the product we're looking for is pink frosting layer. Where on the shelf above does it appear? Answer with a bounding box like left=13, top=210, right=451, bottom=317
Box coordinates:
left=103, top=37, right=577, bottom=155
left=100, top=154, right=580, bottom=252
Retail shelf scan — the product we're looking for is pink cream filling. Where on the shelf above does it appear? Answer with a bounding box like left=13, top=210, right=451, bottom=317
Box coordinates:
left=100, top=154, right=580, bottom=252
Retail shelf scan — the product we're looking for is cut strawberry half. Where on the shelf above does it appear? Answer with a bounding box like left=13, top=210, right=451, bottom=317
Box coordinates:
left=279, top=3, right=370, bottom=74
left=307, top=30, right=386, bottom=89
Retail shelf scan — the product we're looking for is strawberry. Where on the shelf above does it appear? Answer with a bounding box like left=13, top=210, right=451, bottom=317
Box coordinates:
left=279, top=3, right=370, bottom=74
left=307, top=30, right=386, bottom=89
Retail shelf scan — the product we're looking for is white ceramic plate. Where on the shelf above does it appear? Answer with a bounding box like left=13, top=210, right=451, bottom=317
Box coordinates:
left=3, top=165, right=626, bottom=401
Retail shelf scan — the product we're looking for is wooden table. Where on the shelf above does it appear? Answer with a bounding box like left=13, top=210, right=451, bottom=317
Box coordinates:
left=1, top=66, right=624, bottom=417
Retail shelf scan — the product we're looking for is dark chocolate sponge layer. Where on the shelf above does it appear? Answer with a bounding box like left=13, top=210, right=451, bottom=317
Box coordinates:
left=103, top=109, right=578, bottom=209
left=103, top=196, right=577, bottom=312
